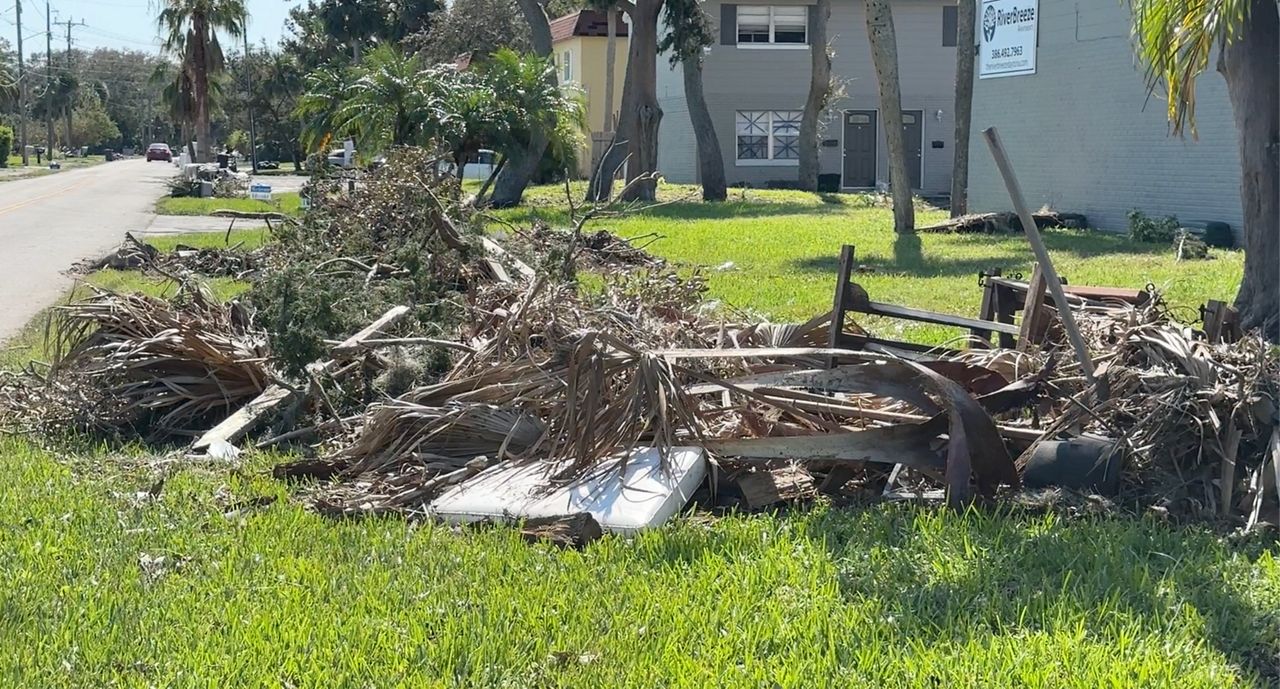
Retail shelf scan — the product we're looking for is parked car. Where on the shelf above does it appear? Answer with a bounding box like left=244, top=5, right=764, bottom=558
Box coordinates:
left=462, top=149, right=497, bottom=180
left=326, top=148, right=355, bottom=168
left=145, top=143, right=172, bottom=162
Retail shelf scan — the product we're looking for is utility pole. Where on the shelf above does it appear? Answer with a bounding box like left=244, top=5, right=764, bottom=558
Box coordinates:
left=242, top=10, right=258, bottom=173
left=55, top=16, right=85, bottom=153
left=45, top=1, right=53, bottom=162
left=15, top=0, right=28, bottom=165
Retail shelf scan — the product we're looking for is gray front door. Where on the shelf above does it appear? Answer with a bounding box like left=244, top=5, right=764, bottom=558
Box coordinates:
left=842, top=110, right=877, bottom=188
left=901, top=110, right=923, bottom=190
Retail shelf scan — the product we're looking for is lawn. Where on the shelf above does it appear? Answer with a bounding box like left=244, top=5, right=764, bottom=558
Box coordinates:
left=497, top=183, right=1244, bottom=343
left=1, top=187, right=1273, bottom=687
left=156, top=192, right=304, bottom=217
left=1, top=154, right=108, bottom=181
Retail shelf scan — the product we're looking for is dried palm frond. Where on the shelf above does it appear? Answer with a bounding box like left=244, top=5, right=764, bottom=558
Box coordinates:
left=24, top=284, right=273, bottom=436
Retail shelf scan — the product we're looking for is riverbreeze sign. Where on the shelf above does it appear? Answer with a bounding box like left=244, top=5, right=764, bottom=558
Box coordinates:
left=979, top=0, right=1038, bottom=79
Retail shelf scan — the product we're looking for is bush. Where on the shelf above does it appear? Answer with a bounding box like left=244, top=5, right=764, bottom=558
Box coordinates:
left=0, top=125, right=13, bottom=168
left=1128, top=209, right=1180, bottom=243
left=247, top=148, right=476, bottom=376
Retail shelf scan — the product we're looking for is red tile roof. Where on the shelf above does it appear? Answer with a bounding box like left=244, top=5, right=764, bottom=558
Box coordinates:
left=550, top=9, right=629, bottom=43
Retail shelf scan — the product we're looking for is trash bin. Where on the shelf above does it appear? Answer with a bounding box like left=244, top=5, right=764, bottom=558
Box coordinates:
left=216, top=152, right=229, bottom=169
left=817, top=174, right=841, bottom=193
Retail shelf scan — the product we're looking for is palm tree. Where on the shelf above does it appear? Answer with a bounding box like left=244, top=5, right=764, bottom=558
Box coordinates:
left=864, top=0, right=914, bottom=233
left=1131, top=0, right=1278, bottom=339
left=157, top=0, right=246, bottom=163
left=658, top=0, right=726, bottom=202
left=296, top=46, right=442, bottom=159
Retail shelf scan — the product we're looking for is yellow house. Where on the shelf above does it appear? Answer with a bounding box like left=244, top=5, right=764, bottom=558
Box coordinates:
left=550, top=10, right=628, bottom=178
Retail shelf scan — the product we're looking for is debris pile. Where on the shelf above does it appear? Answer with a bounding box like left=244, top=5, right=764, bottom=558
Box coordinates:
left=6, top=148, right=1277, bottom=537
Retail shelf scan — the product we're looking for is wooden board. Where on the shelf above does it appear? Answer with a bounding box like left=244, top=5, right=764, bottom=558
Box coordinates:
left=192, top=384, right=299, bottom=452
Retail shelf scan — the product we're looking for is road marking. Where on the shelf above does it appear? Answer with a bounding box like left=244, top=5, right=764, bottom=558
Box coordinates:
left=0, top=176, right=99, bottom=216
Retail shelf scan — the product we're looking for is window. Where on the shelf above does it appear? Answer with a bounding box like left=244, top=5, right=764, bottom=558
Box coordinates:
left=560, top=49, right=573, bottom=82
left=737, top=6, right=808, bottom=45
left=942, top=5, right=958, bottom=46
left=736, top=110, right=803, bottom=163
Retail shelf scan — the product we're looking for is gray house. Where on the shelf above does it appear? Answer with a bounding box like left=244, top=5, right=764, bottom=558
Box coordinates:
left=967, top=0, right=1244, bottom=237
left=657, top=0, right=961, bottom=194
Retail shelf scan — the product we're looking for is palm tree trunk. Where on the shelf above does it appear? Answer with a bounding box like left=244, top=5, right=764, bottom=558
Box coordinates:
left=864, top=0, right=914, bottom=233
left=681, top=56, right=726, bottom=201
left=799, top=0, right=832, bottom=191
left=1222, top=0, right=1279, bottom=340
left=491, top=0, right=554, bottom=208
left=192, top=15, right=213, bottom=163
left=950, top=0, right=976, bottom=217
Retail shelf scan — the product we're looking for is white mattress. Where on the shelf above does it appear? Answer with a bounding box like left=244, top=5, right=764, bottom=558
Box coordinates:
left=429, top=446, right=707, bottom=534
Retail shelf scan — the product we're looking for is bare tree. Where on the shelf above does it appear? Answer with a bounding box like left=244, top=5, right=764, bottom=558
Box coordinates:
left=864, top=0, right=914, bottom=232
left=660, top=0, right=726, bottom=201
left=587, top=0, right=665, bottom=203
left=490, top=0, right=554, bottom=207
left=950, top=0, right=975, bottom=217
left=798, top=0, right=832, bottom=191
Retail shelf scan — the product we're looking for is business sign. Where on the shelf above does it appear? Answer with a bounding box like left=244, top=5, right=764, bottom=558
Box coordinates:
left=249, top=183, right=272, bottom=201
left=979, top=0, right=1038, bottom=79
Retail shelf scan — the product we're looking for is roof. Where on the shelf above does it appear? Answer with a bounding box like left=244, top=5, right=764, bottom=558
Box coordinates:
left=549, top=9, right=629, bottom=43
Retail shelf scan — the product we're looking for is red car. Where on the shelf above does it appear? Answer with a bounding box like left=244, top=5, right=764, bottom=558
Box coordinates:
left=146, top=143, right=172, bottom=162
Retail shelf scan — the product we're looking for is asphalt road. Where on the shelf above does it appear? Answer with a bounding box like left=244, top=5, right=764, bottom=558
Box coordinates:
left=0, top=159, right=174, bottom=341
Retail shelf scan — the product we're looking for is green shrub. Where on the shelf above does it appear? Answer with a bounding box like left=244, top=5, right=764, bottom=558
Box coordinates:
left=0, top=125, right=13, bottom=168
left=1128, top=209, right=1180, bottom=243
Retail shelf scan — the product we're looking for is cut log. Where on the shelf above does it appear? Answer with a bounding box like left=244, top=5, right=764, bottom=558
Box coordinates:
left=519, top=513, right=603, bottom=548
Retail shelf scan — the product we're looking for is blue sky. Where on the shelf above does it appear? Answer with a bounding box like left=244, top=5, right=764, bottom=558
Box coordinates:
left=1, top=0, right=303, bottom=55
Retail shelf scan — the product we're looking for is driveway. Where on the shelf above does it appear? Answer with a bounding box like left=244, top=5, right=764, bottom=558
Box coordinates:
left=0, top=159, right=174, bottom=341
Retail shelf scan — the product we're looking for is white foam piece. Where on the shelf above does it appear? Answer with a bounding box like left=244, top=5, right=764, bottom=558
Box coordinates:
left=429, top=447, right=707, bottom=534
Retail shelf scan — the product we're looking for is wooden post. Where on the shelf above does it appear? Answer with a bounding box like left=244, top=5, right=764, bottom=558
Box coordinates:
left=828, top=245, right=857, bottom=367
left=982, top=127, right=1097, bottom=388
left=1017, top=264, right=1047, bottom=350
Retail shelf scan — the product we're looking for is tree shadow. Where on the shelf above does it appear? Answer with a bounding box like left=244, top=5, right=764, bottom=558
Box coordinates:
left=803, top=504, right=1280, bottom=683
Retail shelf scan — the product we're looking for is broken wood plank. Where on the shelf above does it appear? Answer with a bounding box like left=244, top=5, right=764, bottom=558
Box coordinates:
left=192, top=384, right=299, bottom=451
left=330, top=305, right=410, bottom=357
left=865, top=300, right=1021, bottom=335
left=210, top=209, right=288, bottom=220
left=481, top=236, right=536, bottom=280
left=1017, top=264, right=1047, bottom=351
left=704, top=420, right=947, bottom=471
left=735, top=465, right=816, bottom=508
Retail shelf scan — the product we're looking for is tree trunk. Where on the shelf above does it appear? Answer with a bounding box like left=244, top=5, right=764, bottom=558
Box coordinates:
left=682, top=56, right=726, bottom=201
left=1222, top=0, right=1279, bottom=340
left=950, top=0, right=975, bottom=217
left=799, top=0, right=832, bottom=191
left=604, top=8, right=618, bottom=135
left=589, top=0, right=665, bottom=203
left=192, top=16, right=213, bottom=163
left=864, top=0, right=914, bottom=233
left=491, top=0, right=554, bottom=207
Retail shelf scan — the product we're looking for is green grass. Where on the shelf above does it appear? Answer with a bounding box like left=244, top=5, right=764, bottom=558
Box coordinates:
left=0, top=438, right=1277, bottom=687
left=156, top=192, right=304, bottom=217
left=497, top=183, right=1244, bottom=343
left=1, top=153, right=107, bottom=181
